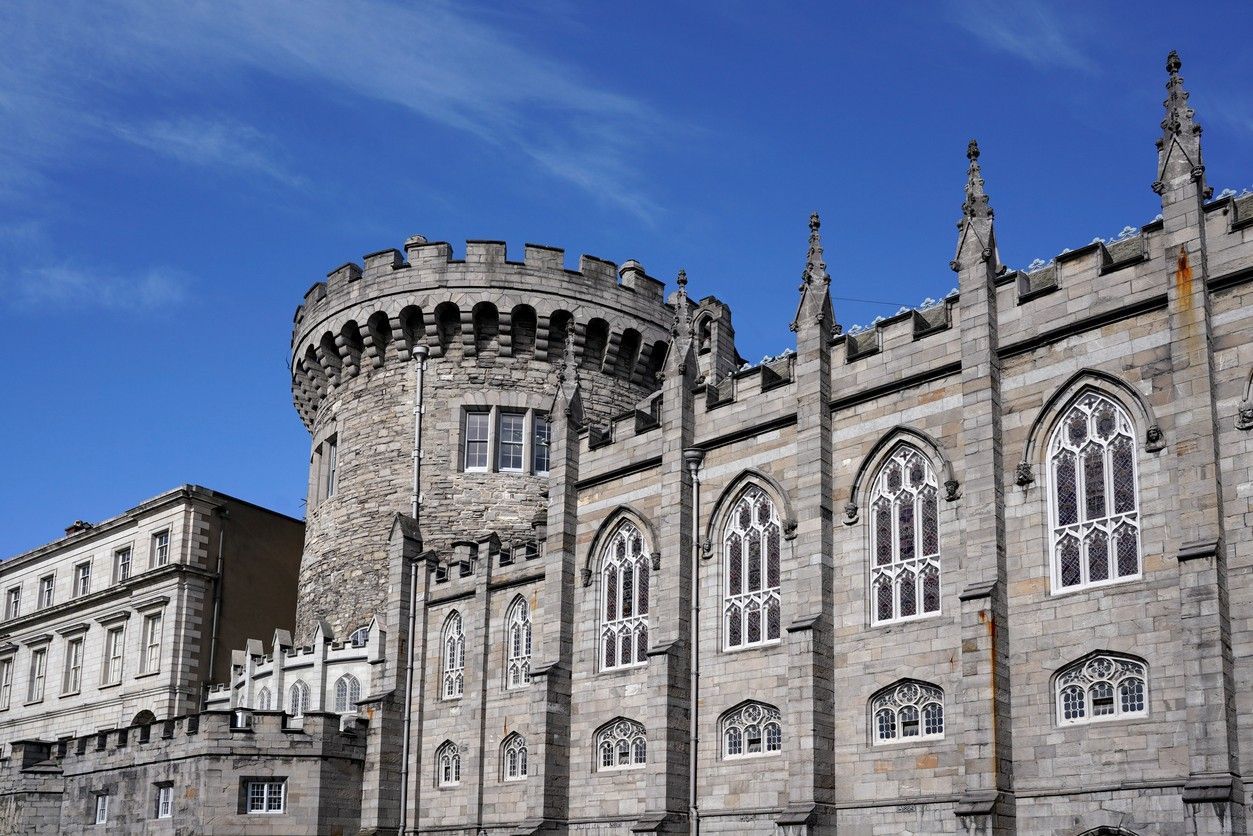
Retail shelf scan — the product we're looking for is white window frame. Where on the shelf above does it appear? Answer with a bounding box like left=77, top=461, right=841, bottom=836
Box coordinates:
left=442, top=612, right=465, bottom=700
left=1055, top=654, right=1148, bottom=726
left=37, top=575, right=54, bottom=610
left=27, top=647, right=47, bottom=703
left=75, top=562, right=92, bottom=597
left=0, top=658, right=12, bottom=710
left=102, top=626, right=125, bottom=685
left=334, top=674, right=361, bottom=713
left=723, top=487, right=782, bottom=650
left=152, top=530, right=171, bottom=567
left=532, top=414, right=551, bottom=475
left=62, top=637, right=84, bottom=695
left=870, top=680, right=945, bottom=746
left=720, top=701, right=782, bottom=759
left=246, top=780, right=286, bottom=814
left=114, top=547, right=132, bottom=583
left=95, top=793, right=109, bottom=825
left=599, top=522, right=649, bottom=671
left=287, top=680, right=309, bottom=717
left=1048, top=392, right=1142, bottom=594
left=595, top=718, right=647, bottom=771
left=869, top=446, right=942, bottom=625
left=463, top=410, right=490, bottom=472
left=4, top=587, right=20, bottom=620
left=505, top=596, right=532, bottom=689
left=502, top=733, right=528, bottom=781
left=140, top=613, right=163, bottom=674
left=436, top=741, right=461, bottom=787
left=156, top=783, right=173, bottom=819
left=497, top=411, right=526, bottom=473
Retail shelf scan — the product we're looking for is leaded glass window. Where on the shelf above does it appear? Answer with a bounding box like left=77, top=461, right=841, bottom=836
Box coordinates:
left=601, top=523, right=649, bottom=671
left=724, top=487, right=782, bottom=649
left=1049, top=394, right=1141, bottom=592
left=334, top=674, right=360, bottom=713
left=436, top=741, right=461, bottom=786
left=869, top=447, right=941, bottom=624
left=442, top=611, right=465, bottom=700
left=1055, top=654, right=1147, bottom=726
left=502, top=733, right=528, bottom=781
left=870, top=681, right=944, bottom=745
left=505, top=596, right=532, bottom=689
left=596, top=718, right=646, bottom=771
left=720, top=701, right=782, bottom=759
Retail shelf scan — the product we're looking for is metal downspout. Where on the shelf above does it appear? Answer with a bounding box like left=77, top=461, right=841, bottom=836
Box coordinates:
left=683, top=448, right=705, bottom=836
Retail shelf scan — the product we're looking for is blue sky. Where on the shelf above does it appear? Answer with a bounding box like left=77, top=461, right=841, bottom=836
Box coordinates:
left=1, top=1, right=1251, bottom=556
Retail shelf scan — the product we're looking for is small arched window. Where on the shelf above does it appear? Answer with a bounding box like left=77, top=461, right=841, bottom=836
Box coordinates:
left=334, top=674, right=361, bottom=713
left=596, top=718, right=646, bottom=771
left=349, top=626, right=370, bottom=648
left=870, top=681, right=944, bottom=745
left=442, top=611, right=465, bottom=700
left=600, top=523, right=649, bottom=671
left=1055, top=654, right=1147, bottom=726
left=502, top=732, right=528, bottom=781
left=869, top=446, right=941, bottom=624
left=720, top=701, right=782, bottom=759
left=1048, top=392, right=1141, bottom=592
left=723, top=487, right=782, bottom=649
left=436, top=741, right=461, bottom=787
left=505, top=597, right=532, bottom=689
left=255, top=686, right=272, bottom=711
left=287, top=680, right=309, bottom=718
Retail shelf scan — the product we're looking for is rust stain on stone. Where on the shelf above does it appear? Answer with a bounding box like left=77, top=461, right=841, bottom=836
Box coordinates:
left=1176, top=245, right=1193, bottom=304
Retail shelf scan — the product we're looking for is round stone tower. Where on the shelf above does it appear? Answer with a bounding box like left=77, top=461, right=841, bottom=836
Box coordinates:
left=289, top=237, right=674, bottom=641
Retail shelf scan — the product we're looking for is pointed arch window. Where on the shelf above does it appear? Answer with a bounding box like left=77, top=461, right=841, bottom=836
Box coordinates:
left=724, top=487, right=782, bottom=649
left=720, top=701, right=782, bottom=759
left=596, top=718, right=646, bottom=771
left=502, top=733, right=528, bottom=781
left=1055, top=654, right=1147, bottom=725
left=1048, top=393, right=1141, bottom=592
left=287, top=680, right=309, bottom=718
left=255, top=686, right=272, bottom=711
left=442, top=612, right=465, bottom=700
left=505, top=597, right=532, bottom=689
left=869, top=446, right=941, bottom=625
left=436, top=741, right=461, bottom=787
left=600, top=523, right=649, bottom=671
left=870, top=680, right=944, bottom=745
left=334, top=674, right=361, bottom=713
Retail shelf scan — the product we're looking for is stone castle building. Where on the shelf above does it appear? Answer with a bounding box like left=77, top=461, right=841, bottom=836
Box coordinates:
left=3, top=52, right=1253, bottom=835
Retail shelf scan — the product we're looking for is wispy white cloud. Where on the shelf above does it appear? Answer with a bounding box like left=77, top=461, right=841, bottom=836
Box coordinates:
left=947, top=0, right=1098, bottom=74
left=109, top=117, right=306, bottom=188
left=0, top=263, right=190, bottom=312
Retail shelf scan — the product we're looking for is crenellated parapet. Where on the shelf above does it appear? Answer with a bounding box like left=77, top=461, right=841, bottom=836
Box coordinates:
left=289, top=237, right=675, bottom=430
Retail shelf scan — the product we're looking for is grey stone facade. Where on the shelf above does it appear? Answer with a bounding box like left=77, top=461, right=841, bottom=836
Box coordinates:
left=4, top=52, right=1253, bottom=836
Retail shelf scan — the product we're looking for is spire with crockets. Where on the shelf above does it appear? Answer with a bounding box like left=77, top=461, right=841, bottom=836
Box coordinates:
left=952, top=140, right=999, bottom=272
left=791, top=211, right=836, bottom=334
left=1153, top=49, right=1209, bottom=198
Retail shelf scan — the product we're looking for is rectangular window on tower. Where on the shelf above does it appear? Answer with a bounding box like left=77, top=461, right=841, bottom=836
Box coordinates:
left=533, top=414, right=551, bottom=475
left=325, top=436, right=338, bottom=499
left=498, top=412, right=525, bottom=472
left=27, top=648, right=46, bottom=703
left=464, top=411, right=490, bottom=471
left=62, top=637, right=83, bottom=695
left=152, top=530, right=170, bottom=567
left=102, top=626, right=125, bottom=686
left=140, top=613, right=162, bottom=674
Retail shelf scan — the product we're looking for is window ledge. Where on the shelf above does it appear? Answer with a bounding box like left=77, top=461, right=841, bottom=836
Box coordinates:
left=721, top=640, right=783, bottom=655
left=870, top=611, right=945, bottom=630
left=98, top=681, right=122, bottom=691
left=134, top=670, right=160, bottom=680
left=22, top=699, right=45, bottom=707
left=60, top=690, right=81, bottom=699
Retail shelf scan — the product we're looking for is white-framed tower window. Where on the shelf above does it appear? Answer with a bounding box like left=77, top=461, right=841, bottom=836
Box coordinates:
left=246, top=780, right=285, bottom=813
left=505, top=596, right=532, bottom=689
left=600, top=522, right=649, bottom=671
left=62, top=637, right=84, bottom=695
left=95, top=793, right=109, bottom=824
left=102, top=626, right=125, bottom=685
left=720, top=701, right=782, bottom=759
left=502, top=732, right=528, bottom=781
left=498, top=411, right=525, bottom=472
left=140, top=612, right=162, bottom=674
left=464, top=411, right=490, bottom=471
left=287, top=680, right=309, bottom=718
left=724, top=487, right=782, bottom=649
left=442, top=611, right=465, bottom=699
left=1049, top=392, right=1141, bottom=593
left=533, top=414, right=551, bottom=475
left=596, top=718, right=647, bottom=771
left=869, top=446, right=941, bottom=624
left=871, top=680, right=945, bottom=745
left=156, top=783, right=174, bottom=819
left=152, top=530, right=170, bottom=567
left=0, top=657, right=12, bottom=709
left=436, top=741, right=461, bottom=786
left=334, top=674, right=361, bottom=712
left=1056, top=653, right=1147, bottom=725
left=27, top=647, right=47, bottom=703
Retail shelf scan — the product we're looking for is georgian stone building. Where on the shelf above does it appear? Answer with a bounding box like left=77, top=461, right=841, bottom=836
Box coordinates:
left=3, top=52, right=1253, bottom=835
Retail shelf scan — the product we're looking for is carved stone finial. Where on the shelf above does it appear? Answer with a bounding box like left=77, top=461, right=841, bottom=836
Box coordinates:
left=962, top=139, right=992, bottom=221
left=676, top=268, right=687, bottom=289
left=1156, top=49, right=1204, bottom=194
left=967, top=139, right=980, bottom=161
left=1015, top=461, right=1035, bottom=487
left=1166, top=49, right=1182, bottom=77
left=809, top=211, right=820, bottom=233
left=792, top=210, right=836, bottom=333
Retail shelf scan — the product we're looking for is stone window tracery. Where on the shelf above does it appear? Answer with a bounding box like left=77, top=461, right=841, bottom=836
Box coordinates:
left=505, top=597, right=532, bottom=689
left=724, top=486, right=782, bottom=649
left=502, top=732, right=528, bottom=781
left=720, top=701, right=782, bottom=759
left=600, top=523, right=649, bottom=671
left=1048, top=393, right=1141, bottom=592
left=869, top=446, right=941, bottom=625
left=287, top=679, right=309, bottom=718
left=442, top=611, right=465, bottom=699
left=596, top=718, right=646, bottom=771
left=1055, top=654, right=1147, bottom=725
left=870, top=681, right=944, bottom=745
left=334, top=674, right=361, bottom=712
left=436, top=740, right=461, bottom=786
left=255, top=686, right=272, bottom=711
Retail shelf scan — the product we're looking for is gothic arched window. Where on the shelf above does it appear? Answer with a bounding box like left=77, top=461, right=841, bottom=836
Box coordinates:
left=436, top=740, right=461, bottom=786
left=870, top=680, right=944, bottom=745
left=1048, top=393, right=1141, bottom=592
left=600, top=523, right=649, bottom=671
left=287, top=680, right=309, bottom=718
left=720, top=701, right=782, bottom=759
left=869, top=446, right=941, bottom=624
left=505, top=597, right=532, bottom=689
left=442, top=611, right=465, bottom=700
left=334, top=674, right=361, bottom=713
left=502, top=732, right=528, bottom=781
left=1055, top=654, right=1147, bottom=725
left=596, top=718, right=646, bottom=771
left=255, top=686, right=272, bottom=711
left=723, top=487, right=782, bottom=649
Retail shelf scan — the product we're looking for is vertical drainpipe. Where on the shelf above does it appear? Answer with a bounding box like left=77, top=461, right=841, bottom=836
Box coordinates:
left=400, top=343, right=429, bottom=835
left=683, top=447, right=705, bottom=836
left=206, top=505, right=229, bottom=703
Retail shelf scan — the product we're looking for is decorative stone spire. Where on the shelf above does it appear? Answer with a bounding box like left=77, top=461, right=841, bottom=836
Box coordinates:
left=953, top=140, right=999, bottom=272
left=663, top=269, right=696, bottom=378
left=791, top=212, right=836, bottom=334
left=554, top=330, right=584, bottom=425
left=1154, top=50, right=1207, bottom=197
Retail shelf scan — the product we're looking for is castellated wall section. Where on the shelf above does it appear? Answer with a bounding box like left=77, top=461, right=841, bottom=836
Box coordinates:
left=289, top=238, right=675, bottom=641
